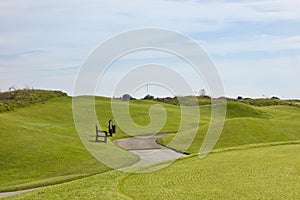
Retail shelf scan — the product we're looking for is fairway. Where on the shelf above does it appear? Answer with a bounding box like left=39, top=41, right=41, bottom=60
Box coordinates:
left=4, top=144, right=299, bottom=199
left=1, top=91, right=300, bottom=199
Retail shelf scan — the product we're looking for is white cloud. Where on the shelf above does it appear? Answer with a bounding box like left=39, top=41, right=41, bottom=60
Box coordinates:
left=0, top=0, right=299, bottom=97
left=202, top=34, right=300, bottom=56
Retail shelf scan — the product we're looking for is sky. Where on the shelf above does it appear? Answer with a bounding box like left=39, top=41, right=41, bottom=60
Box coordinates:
left=0, top=0, right=300, bottom=99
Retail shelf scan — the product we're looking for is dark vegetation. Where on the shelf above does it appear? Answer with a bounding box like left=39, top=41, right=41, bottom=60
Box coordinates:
left=240, top=98, right=300, bottom=107
left=0, top=88, right=67, bottom=112
left=139, top=94, right=300, bottom=108
left=1, top=88, right=299, bottom=114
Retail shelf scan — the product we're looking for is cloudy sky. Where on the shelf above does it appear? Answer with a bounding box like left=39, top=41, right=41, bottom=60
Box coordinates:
left=1, top=0, right=300, bottom=99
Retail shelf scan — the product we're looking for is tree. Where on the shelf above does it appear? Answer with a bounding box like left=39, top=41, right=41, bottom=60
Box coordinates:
left=122, top=94, right=132, bottom=101
left=271, top=96, right=280, bottom=100
left=199, top=89, right=206, bottom=96
left=143, top=94, right=154, bottom=100
left=8, top=86, right=18, bottom=99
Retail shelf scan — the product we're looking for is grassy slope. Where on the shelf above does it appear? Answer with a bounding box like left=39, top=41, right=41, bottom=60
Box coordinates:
left=95, top=98, right=183, bottom=139
left=0, top=96, right=111, bottom=192
left=1, top=92, right=300, bottom=195
left=5, top=144, right=300, bottom=200
left=158, top=102, right=300, bottom=153
left=0, top=95, right=184, bottom=191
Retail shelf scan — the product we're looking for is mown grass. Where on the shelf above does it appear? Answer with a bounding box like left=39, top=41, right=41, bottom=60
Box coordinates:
left=1, top=89, right=300, bottom=196
left=0, top=96, right=111, bottom=192
left=5, top=144, right=299, bottom=199
left=158, top=102, right=300, bottom=154
left=94, top=98, right=184, bottom=139
left=0, top=93, right=185, bottom=191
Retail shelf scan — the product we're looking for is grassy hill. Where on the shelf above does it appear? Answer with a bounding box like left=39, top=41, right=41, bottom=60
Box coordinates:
left=1, top=89, right=300, bottom=198
left=0, top=91, right=184, bottom=191
left=158, top=102, right=300, bottom=153
left=0, top=95, right=111, bottom=192
left=0, top=89, right=67, bottom=112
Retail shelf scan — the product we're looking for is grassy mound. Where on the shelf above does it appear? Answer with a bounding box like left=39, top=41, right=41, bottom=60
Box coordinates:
left=0, top=89, right=67, bottom=113
left=158, top=104, right=300, bottom=154
left=6, top=144, right=299, bottom=199
left=225, top=102, right=271, bottom=119
left=0, top=96, right=111, bottom=192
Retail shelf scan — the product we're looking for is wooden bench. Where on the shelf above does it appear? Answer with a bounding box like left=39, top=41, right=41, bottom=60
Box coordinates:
left=95, top=125, right=108, bottom=143
left=95, top=120, right=116, bottom=143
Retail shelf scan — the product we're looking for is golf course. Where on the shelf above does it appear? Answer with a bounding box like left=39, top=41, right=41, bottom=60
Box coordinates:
left=0, top=89, right=299, bottom=199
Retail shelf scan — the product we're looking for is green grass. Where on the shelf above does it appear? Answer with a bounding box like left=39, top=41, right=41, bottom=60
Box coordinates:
left=95, top=98, right=183, bottom=139
left=5, top=144, right=299, bottom=199
left=1, top=89, right=300, bottom=197
left=0, top=93, right=185, bottom=191
left=158, top=103, right=300, bottom=154
left=0, top=96, right=111, bottom=192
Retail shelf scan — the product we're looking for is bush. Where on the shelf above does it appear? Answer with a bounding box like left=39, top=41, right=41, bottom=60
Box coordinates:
left=271, top=96, right=280, bottom=100
left=241, top=98, right=299, bottom=107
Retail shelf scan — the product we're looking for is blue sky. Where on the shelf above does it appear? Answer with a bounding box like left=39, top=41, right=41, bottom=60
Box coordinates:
left=0, top=0, right=300, bottom=99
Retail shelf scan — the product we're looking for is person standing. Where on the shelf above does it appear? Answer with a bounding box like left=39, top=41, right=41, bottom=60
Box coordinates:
left=108, top=119, right=113, bottom=136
